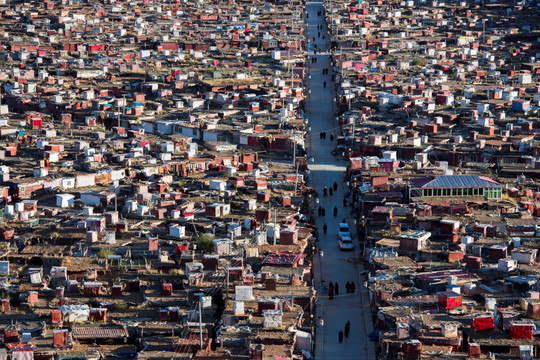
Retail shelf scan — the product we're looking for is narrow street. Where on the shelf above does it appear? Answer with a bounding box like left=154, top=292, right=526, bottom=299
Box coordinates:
left=305, top=2, right=376, bottom=359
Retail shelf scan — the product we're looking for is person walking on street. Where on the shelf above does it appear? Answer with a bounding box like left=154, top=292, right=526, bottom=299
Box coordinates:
left=333, top=182, right=338, bottom=191
left=334, top=282, right=339, bottom=296
left=322, top=208, right=326, bottom=216
left=333, top=206, right=338, bottom=217
left=350, top=281, right=355, bottom=293
left=330, top=133, right=334, bottom=141
left=345, top=321, right=351, bottom=337
left=323, top=223, right=327, bottom=234
left=343, top=198, right=347, bottom=207
left=329, top=282, right=334, bottom=300
left=346, top=281, right=351, bottom=294
left=323, top=81, right=326, bottom=88
left=329, top=187, right=333, bottom=196
left=338, top=330, right=343, bottom=343
left=318, top=207, right=322, bottom=217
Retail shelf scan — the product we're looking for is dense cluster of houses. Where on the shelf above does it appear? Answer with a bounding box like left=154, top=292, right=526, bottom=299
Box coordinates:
left=0, top=0, right=318, bottom=359
left=324, top=0, right=540, bottom=357
left=0, top=0, right=539, bottom=358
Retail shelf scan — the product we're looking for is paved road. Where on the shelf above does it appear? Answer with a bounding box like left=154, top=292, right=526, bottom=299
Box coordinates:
left=304, top=2, right=376, bottom=359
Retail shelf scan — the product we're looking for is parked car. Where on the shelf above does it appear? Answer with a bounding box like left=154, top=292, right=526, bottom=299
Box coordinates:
left=338, top=235, right=354, bottom=250
left=338, top=222, right=351, bottom=239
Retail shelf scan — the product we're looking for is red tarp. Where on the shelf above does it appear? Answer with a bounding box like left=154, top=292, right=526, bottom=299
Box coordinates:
left=510, top=324, right=534, bottom=339
left=473, top=316, right=494, bottom=331
left=175, top=244, right=189, bottom=256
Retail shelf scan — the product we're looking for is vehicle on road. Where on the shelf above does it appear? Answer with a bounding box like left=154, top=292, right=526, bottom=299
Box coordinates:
left=338, top=235, right=354, bottom=251
left=338, top=222, right=351, bottom=238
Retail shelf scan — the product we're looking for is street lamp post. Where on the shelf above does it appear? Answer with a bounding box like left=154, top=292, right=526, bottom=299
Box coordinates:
left=482, top=19, right=487, bottom=44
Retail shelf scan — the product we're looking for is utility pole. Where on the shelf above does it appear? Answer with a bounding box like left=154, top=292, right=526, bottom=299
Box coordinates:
left=226, top=267, right=230, bottom=300
left=294, top=162, right=300, bottom=195
left=292, top=134, right=297, bottom=167
left=198, top=299, right=203, bottom=350
left=482, top=19, right=487, bottom=44
left=273, top=209, right=277, bottom=245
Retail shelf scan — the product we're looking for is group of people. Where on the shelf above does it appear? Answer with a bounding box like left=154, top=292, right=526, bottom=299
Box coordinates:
left=317, top=206, right=326, bottom=217
left=310, top=56, right=318, bottom=64
left=323, top=186, right=333, bottom=196
left=319, top=131, right=335, bottom=141
left=328, top=281, right=355, bottom=299
left=322, top=67, right=329, bottom=75
left=322, top=182, right=338, bottom=196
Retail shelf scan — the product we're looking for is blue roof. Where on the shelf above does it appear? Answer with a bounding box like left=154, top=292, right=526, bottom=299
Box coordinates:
left=412, top=175, right=502, bottom=189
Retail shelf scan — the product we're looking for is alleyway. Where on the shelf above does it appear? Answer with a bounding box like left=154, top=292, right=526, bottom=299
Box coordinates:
left=304, top=2, right=376, bottom=359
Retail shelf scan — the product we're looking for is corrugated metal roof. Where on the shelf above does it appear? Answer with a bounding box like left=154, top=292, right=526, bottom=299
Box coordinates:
left=72, top=327, right=128, bottom=339
left=412, top=175, right=502, bottom=189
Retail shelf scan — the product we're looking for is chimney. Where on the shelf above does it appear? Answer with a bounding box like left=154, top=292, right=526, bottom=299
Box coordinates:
left=403, top=340, right=421, bottom=359
left=468, top=343, right=481, bottom=358
left=251, top=344, right=264, bottom=360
